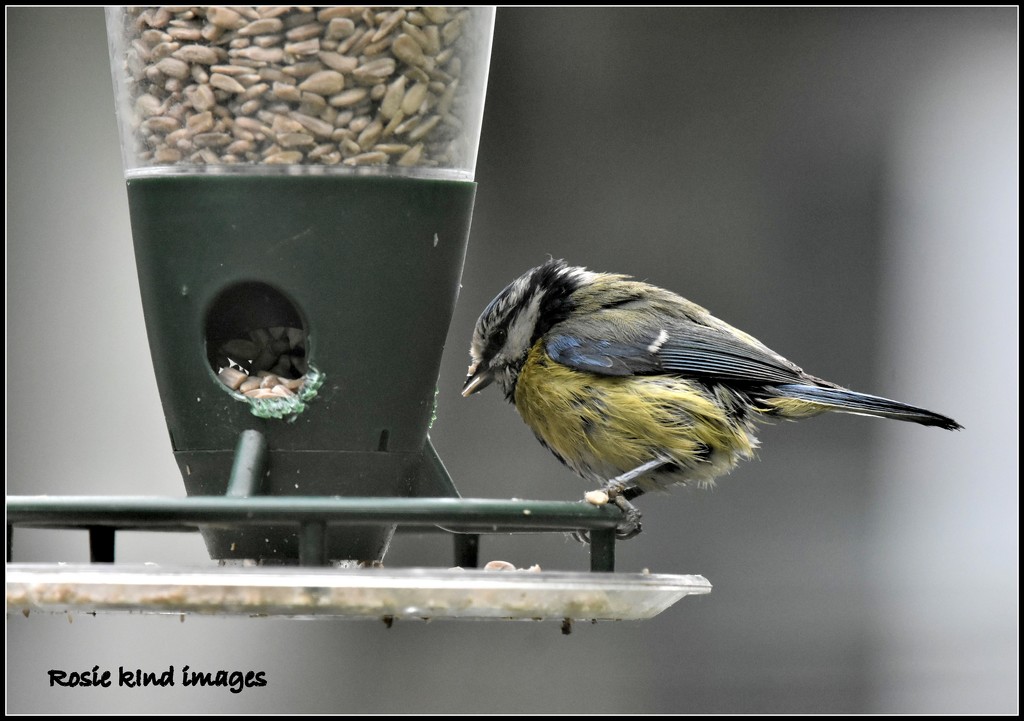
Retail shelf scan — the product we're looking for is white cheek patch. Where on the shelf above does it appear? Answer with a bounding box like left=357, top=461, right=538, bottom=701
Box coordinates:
left=498, top=291, right=543, bottom=364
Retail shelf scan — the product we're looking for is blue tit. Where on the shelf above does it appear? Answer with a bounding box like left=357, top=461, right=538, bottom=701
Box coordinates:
left=462, top=259, right=962, bottom=539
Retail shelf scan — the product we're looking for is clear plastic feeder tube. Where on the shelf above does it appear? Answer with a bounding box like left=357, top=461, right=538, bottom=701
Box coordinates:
left=106, top=6, right=494, bottom=180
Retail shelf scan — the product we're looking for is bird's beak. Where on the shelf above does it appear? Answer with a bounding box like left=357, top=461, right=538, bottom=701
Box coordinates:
left=461, top=360, right=494, bottom=397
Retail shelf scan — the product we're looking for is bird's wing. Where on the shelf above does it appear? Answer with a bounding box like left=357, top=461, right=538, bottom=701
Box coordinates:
left=546, top=315, right=807, bottom=385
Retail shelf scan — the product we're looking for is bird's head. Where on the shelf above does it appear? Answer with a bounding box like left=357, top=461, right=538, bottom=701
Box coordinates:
left=462, top=259, right=594, bottom=401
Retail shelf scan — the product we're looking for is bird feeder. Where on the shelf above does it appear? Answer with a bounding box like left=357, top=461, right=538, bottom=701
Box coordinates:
left=105, top=5, right=497, bottom=563
left=7, top=6, right=711, bottom=625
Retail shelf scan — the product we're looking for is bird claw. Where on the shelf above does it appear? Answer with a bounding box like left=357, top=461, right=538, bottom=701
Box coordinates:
left=612, top=494, right=643, bottom=539
left=573, top=493, right=644, bottom=543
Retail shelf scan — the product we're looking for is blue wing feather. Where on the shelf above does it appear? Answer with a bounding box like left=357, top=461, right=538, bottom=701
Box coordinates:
left=546, top=324, right=806, bottom=385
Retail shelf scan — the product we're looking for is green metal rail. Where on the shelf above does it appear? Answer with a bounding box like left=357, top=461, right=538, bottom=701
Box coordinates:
left=6, top=496, right=623, bottom=571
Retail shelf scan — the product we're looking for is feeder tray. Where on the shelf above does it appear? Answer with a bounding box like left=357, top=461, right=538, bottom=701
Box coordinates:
left=6, top=490, right=712, bottom=623
left=6, top=565, right=710, bottom=622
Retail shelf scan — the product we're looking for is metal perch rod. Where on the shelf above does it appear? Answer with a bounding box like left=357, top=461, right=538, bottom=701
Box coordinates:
left=7, top=496, right=624, bottom=571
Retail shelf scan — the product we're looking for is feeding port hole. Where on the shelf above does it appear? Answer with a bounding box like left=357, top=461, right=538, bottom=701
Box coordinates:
left=205, top=281, right=322, bottom=418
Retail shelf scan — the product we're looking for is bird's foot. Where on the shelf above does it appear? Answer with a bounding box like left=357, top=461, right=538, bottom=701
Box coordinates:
left=576, top=458, right=668, bottom=542
left=573, top=492, right=644, bottom=543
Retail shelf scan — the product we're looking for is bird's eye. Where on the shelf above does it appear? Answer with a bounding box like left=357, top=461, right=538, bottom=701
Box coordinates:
left=493, top=328, right=508, bottom=345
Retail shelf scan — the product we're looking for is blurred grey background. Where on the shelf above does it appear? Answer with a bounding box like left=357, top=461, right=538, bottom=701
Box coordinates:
left=7, top=7, right=1017, bottom=714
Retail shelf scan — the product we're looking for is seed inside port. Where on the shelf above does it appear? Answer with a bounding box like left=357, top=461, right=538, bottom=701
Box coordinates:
left=205, top=281, right=322, bottom=418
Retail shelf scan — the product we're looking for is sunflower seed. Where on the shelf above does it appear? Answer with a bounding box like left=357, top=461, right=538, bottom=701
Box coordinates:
left=142, top=116, right=180, bottom=133
left=285, top=23, right=322, bottom=42
left=397, top=143, right=423, bottom=166
left=238, top=17, right=284, bottom=36
left=298, top=70, right=344, bottom=95
left=392, top=33, right=426, bottom=67
left=231, top=46, right=284, bottom=63
left=272, top=81, right=301, bottom=102
left=168, top=26, right=202, bottom=41
left=210, top=73, right=246, bottom=93
left=284, top=38, right=320, bottom=56
left=407, top=114, right=441, bottom=142
left=285, top=112, right=330, bottom=139
left=343, top=151, right=387, bottom=166
left=401, top=82, right=429, bottom=115
left=325, top=17, right=355, bottom=39
left=207, top=7, right=245, bottom=30
left=318, top=51, right=358, bottom=73
left=154, top=147, right=182, bottom=162
left=278, top=132, right=315, bottom=148
left=483, top=560, right=516, bottom=571
left=186, top=111, right=214, bottom=132
left=328, top=88, right=367, bottom=108
left=264, top=150, right=304, bottom=164
left=218, top=367, right=248, bottom=390
left=357, top=118, right=384, bottom=149
left=380, top=75, right=406, bottom=119
left=155, top=56, right=189, bottom=79
left=353, top=57, right=396, bottom=84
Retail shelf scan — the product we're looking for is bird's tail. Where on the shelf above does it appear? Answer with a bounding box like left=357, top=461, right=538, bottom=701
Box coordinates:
left=760, top=383, right=962, bottom=430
